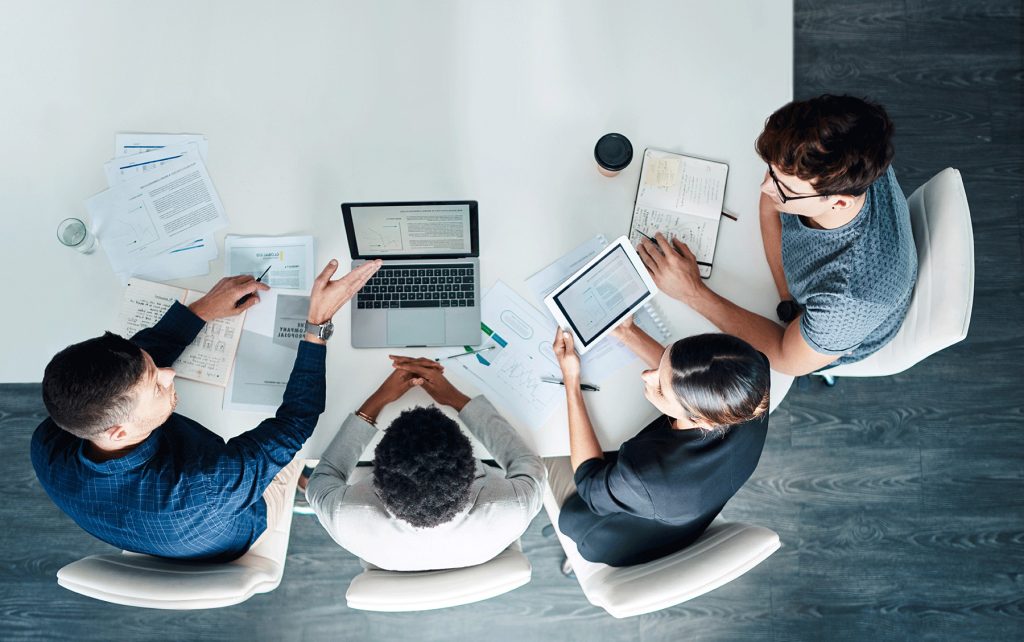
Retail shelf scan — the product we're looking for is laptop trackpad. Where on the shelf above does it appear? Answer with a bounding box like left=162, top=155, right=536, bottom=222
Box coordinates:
left=388, top=309, right=445, bottom=346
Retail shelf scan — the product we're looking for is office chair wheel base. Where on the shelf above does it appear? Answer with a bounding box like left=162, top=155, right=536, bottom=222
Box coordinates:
left=560, top=557, right=575, bottom=578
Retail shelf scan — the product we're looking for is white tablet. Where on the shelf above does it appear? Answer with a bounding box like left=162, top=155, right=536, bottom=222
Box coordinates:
left=544, top=236, right=659, bottom=354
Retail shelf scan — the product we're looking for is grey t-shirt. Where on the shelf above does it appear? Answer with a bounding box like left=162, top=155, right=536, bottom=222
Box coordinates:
left=781, top=165, right=918, bottom=366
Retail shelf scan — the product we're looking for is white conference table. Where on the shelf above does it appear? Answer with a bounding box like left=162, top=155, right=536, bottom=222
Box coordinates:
left=1, top=0, right=793, bottom=458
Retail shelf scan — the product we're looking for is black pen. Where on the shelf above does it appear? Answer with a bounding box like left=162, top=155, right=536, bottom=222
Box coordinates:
left=236, top=265, right=272, bottom=307
left=540, top=376, right=600, bottom=392
left=634, top=228, right=657, bottom=244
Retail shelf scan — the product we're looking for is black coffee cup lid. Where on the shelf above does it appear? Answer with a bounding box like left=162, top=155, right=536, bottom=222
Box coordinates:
left=595, top=133, right=633, bottom=171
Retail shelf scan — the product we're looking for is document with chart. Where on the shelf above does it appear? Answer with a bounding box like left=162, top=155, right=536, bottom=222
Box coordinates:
left=628, top=148, right=729, bottom=278
left=96, top=134, right=217, bottom=282
left=87, top=157, right=229, bottom=281
left=225, top=235, right=316, bottom=291
left=441, top=281, right=563, bottom=430
left=225, top=290, right=311, bottom=413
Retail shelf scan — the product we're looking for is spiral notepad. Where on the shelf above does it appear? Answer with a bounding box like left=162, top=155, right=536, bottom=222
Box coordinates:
left=635, top=300, right=673, bottom=342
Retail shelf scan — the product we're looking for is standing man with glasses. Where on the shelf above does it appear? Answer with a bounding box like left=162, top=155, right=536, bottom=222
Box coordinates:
left=636, top=94, right=917, bottom=376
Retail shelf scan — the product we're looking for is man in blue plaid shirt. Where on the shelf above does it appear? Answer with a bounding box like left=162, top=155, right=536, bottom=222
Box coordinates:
left=31, top=259, right=380, bottom=562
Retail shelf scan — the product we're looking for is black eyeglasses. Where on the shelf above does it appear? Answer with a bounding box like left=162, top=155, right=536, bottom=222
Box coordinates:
left=767, top=165, right=827, bottom=203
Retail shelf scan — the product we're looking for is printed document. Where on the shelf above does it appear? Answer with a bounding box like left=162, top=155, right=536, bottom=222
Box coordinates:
left=225, top=290, right=310, bottom=413
left=131, top=238, right=216, bottom=282
left=225, top=235, right=316, bottom=290
left=103, top=135, right=215, bottom=282
left=116, top=279, right=244, bottom=386
left=87, top=158, right=229, bottom=279
left=104, top=142, right=204, bottom=187
left=115, top=132, right=209, bottom=161
left=440, top=281, right=564, bottom=429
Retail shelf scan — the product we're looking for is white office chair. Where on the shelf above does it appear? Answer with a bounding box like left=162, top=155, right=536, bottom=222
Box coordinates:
left=55, top=463, right=304, bottom=610
left=343, top=466, right=533, bottom=612
left=542, top=457, right=779, bottom=619
left=818, top=168, right=975, bottom=382
left=346, top=543, right=532, bottom=612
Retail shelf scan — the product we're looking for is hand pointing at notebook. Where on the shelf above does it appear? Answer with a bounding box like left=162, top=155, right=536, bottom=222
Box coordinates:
left=636, top=233, right=705, bottom=304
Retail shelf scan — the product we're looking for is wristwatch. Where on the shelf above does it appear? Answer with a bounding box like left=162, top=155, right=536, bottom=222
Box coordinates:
left=304, top=319, right=335, bottom=341
left=776, top=300, right=801, bottom=323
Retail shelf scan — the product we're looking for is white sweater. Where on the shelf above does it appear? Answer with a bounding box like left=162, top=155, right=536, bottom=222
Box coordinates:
left=306, top=396, right=545, bottom=571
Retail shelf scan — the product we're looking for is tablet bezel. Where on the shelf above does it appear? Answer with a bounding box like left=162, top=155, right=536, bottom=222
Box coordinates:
left=543, top=236, right=658, bottom=354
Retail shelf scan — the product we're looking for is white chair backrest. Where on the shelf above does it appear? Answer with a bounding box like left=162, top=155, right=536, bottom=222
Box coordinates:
left=343, top=465, right=532, bottom=611
left=55, top=462, right=302, bottom=609
left=346, top=543, right=532, bottom=612
left=541, top=457, right=779, bottom=619
left=823, top=167, right=975, bottom=377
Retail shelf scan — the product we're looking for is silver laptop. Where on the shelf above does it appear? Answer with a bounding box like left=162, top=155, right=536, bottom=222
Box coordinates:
left=342, top=201, right=481, bottom=348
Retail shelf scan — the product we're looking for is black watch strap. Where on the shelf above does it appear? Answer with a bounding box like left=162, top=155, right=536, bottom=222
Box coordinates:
left=776, top=300, right=801, bottom=323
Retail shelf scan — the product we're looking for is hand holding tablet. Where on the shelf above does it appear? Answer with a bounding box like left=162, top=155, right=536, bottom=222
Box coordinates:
left=544, top=236, right=659, bottom=354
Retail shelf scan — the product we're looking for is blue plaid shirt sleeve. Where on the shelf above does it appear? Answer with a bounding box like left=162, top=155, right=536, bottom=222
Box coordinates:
left=199, top=340, right=327, bottom=512
left=129, top=301, right=205, bottom=367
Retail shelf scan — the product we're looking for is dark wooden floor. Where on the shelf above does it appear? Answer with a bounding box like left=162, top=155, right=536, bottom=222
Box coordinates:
left=1, top=1, right=1021, bottom=640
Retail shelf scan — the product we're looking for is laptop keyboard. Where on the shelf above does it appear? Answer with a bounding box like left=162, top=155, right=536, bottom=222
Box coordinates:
left=356, top=264, right=476, bottom=309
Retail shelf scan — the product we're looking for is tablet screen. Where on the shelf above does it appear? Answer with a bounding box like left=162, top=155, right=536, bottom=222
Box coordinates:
left=552, top=244, right=651, bottom=345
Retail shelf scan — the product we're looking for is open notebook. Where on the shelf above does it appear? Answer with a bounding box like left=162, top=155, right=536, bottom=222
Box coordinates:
left=116, top=279, right=245, bottom=386
left=628, top=148, right=729, bottom=279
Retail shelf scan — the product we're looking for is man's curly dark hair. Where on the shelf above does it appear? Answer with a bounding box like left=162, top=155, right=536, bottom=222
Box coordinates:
left=373, top=405, right=476, bottom=528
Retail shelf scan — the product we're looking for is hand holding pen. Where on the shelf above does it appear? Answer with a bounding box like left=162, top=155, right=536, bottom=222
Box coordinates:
left=188, top=274, right=271, bottom=321
left=634, top=229, right=712, bottom=269
left=235, top=265, right=272, bottom=308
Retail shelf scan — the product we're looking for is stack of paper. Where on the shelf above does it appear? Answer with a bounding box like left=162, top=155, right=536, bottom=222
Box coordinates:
left=86, top=133, right=227, bottom=283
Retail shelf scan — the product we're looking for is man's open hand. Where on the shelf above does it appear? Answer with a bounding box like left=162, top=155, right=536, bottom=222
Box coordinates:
left=307, top=259, right=382, bottom=325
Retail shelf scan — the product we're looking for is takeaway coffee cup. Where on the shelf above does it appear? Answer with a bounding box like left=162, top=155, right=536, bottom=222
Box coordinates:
left=594, top=133, right=633, bottom=177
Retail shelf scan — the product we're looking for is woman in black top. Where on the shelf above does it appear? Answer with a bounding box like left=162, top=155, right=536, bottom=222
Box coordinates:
left=551, top=318, right=770, bottom=567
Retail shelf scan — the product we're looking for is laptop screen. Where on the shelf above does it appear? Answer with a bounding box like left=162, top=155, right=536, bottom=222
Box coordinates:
left=345, top=202, right=476, bottom=258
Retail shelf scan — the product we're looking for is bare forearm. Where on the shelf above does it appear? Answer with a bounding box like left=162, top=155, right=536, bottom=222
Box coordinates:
left=689, top=287, right=787, bottom=363
left=616, top=323, right=664, bottom=369
left=759, top=193, right=790, bottom=301
left=564, top=382, right=603, bottom=471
